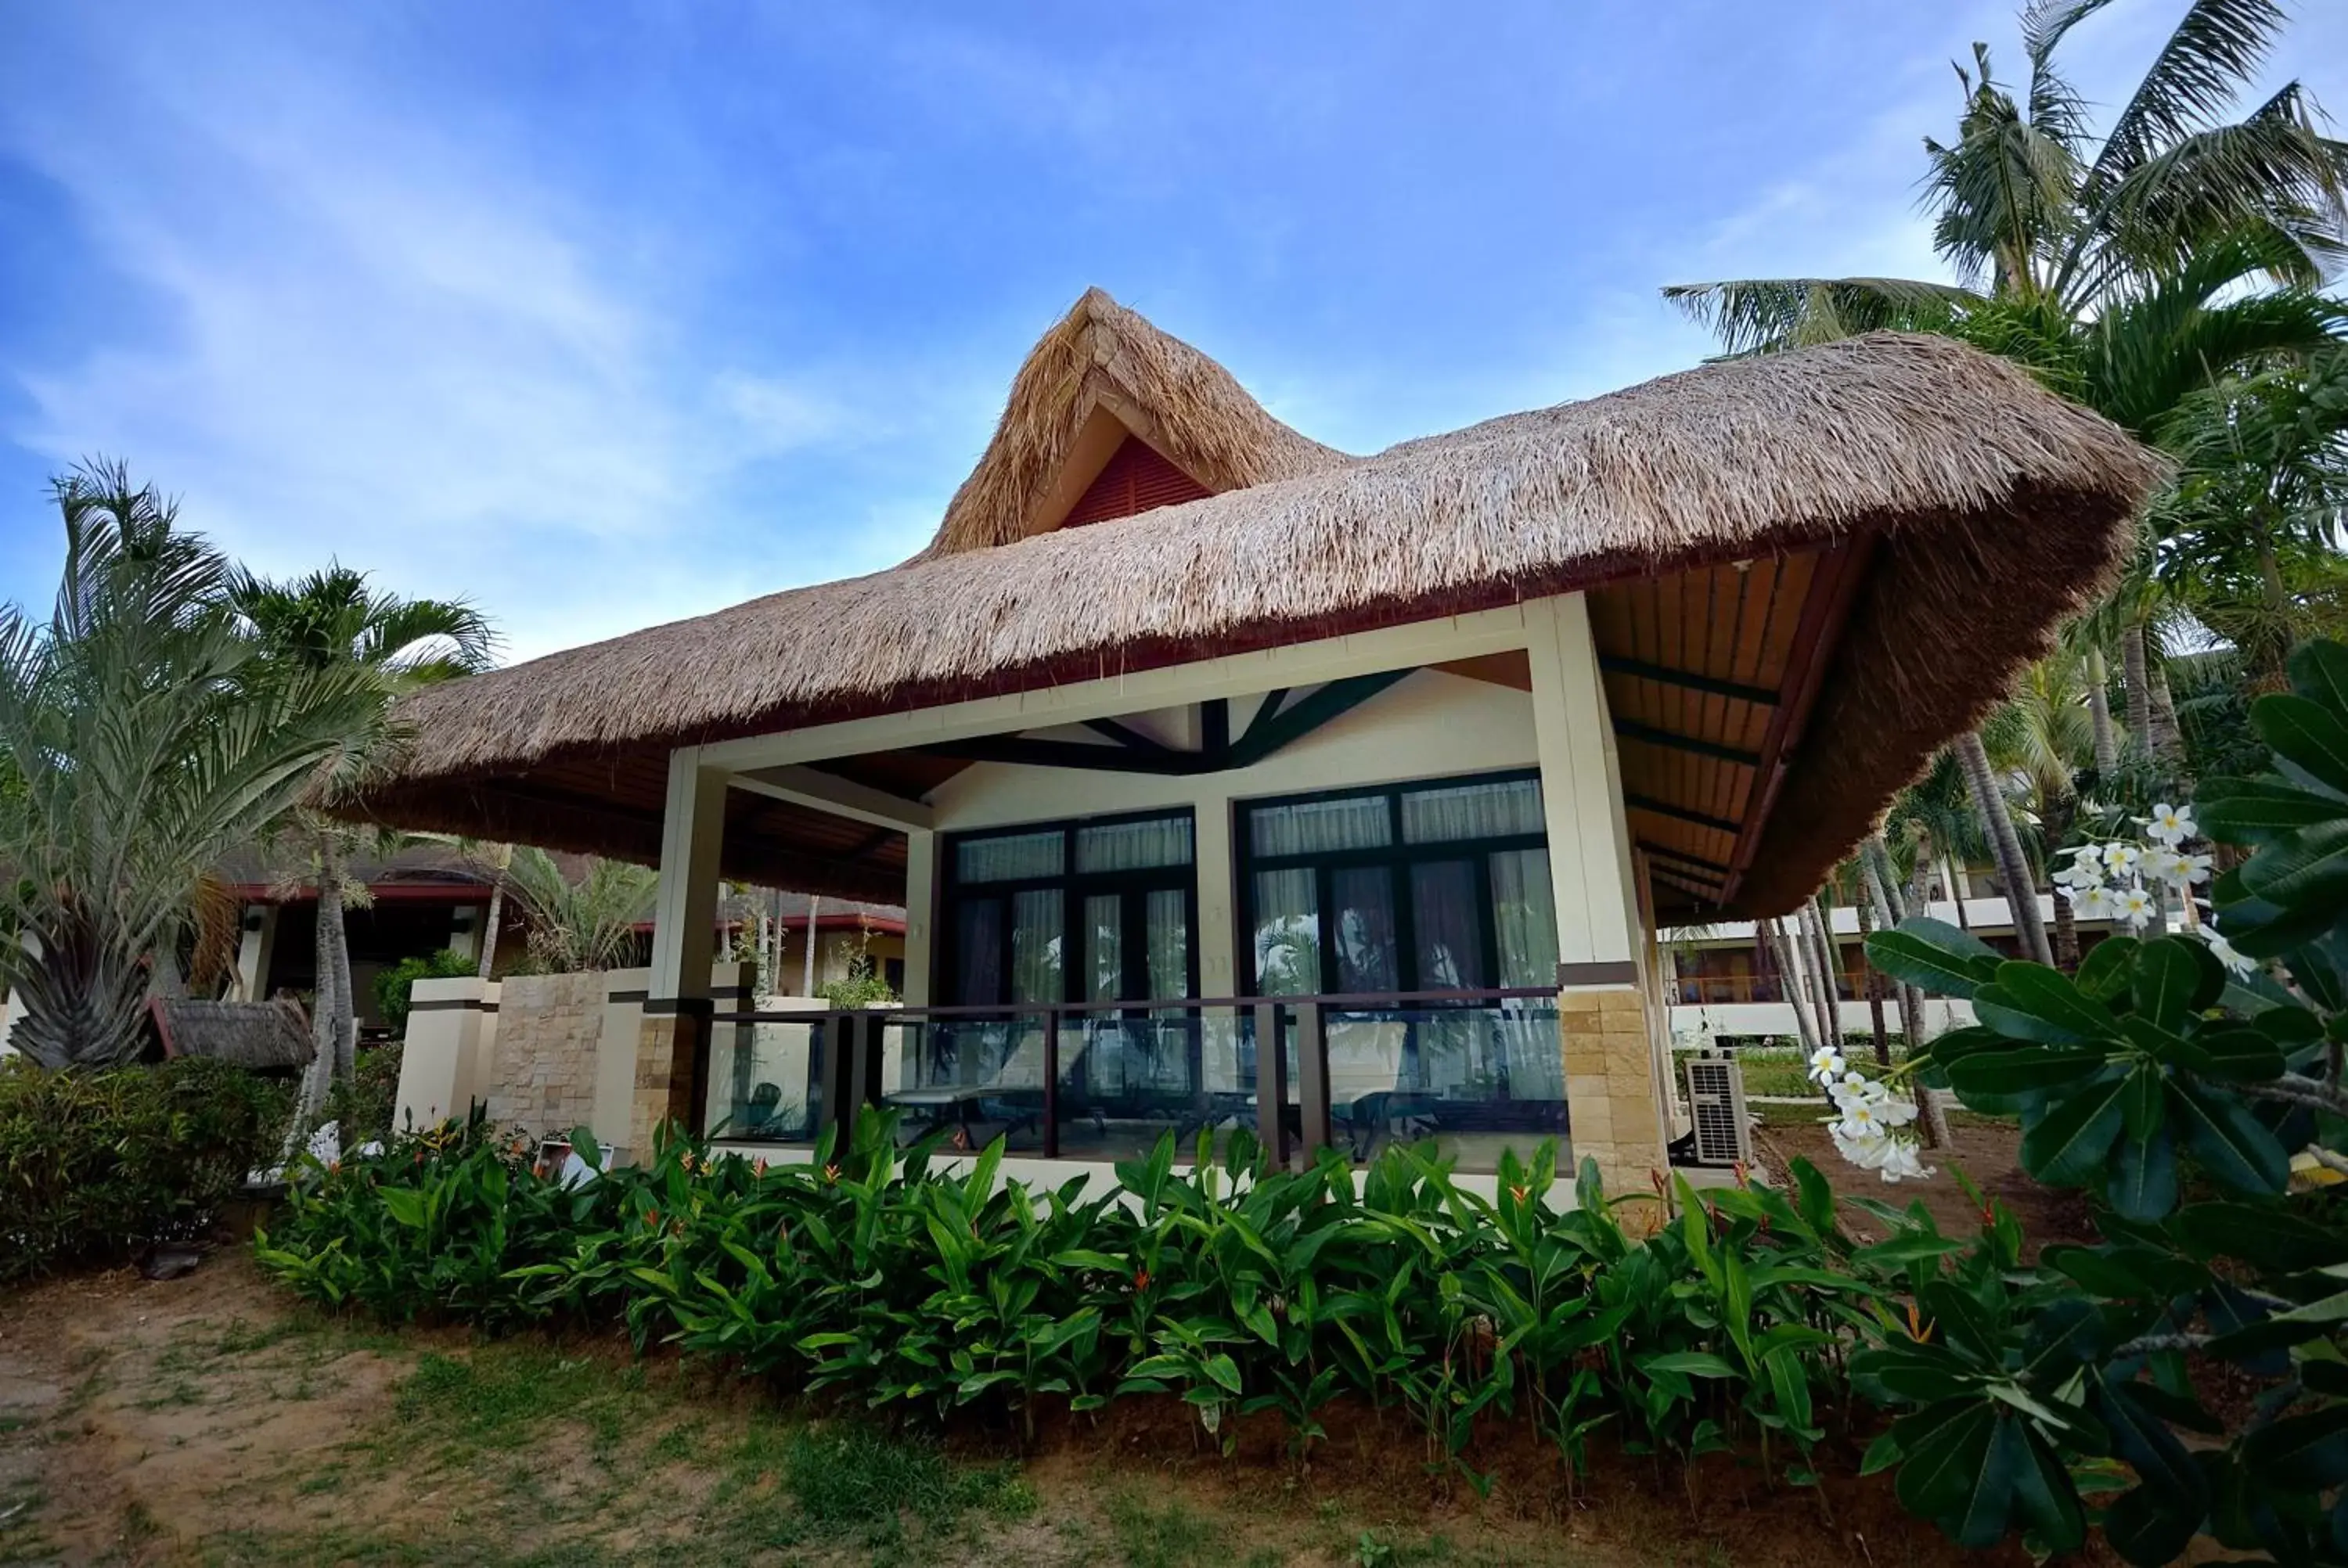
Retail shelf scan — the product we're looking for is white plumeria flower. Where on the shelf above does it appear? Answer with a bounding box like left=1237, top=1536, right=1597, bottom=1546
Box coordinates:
left=2144, top=804, right=2195, bottom=846
left=2203, top=929, right=2255, bottom=976
left=2103, top=841, right=2145, bottom=875
left=1836, top=1101, right=1887, bottom=1142
left=2071, top=883, right=2119, bottom=922
left=2116, top=885, right=2156, bottom=931
left=1878, top=1095, right=1919, bottom=1127
left=1808, top=1047, right=1846, bottom=1082
left=1877, top=1142, right=1934, bottom=1183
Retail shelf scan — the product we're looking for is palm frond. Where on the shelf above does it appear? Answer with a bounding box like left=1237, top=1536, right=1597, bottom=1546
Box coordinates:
left=1660, top=277, right=1982, bottom=356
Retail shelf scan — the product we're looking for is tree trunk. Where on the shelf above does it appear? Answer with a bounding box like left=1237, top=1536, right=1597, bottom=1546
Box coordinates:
left=2086, top=646, right=2119, bottom=779
left=2150, top=663, right=2185, bottom=765
left=477, top=882, right=504, bottom=981
left=1860, top=838, right=1950, bottom=1147
left=322, top=836, right=356, bottom=1083
left=1763, top=917, right=1820, bottom=1057
left=1954, top=731, right=2053, bottom=966
left=1853, top=881, right=1892, bottom=1069
left=285, top=848, right=349, bottom=1158
left=801, top=894, right=820, bottom=997
left=1799, top=897, right=1841, bottom=1054
left=2122, top=623, right=2153, bottom=754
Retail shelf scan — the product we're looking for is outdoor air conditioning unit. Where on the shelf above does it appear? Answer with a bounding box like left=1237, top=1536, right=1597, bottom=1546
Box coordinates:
left=1682, top=1056, right=1752, bottom=1167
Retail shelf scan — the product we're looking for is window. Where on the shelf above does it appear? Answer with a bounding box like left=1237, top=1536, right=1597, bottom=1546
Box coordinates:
left=1239, top=772, right=1558, bottom=997
left=942, top=811, right=1197, bottom=1005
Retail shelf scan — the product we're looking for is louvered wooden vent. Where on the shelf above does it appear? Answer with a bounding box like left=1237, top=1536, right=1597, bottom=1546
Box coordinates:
left=1061, top=437, right=1211, bottom=527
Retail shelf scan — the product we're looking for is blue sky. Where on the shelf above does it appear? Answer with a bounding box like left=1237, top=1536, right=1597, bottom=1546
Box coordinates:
left=2, top=2, right=2341, bottom=662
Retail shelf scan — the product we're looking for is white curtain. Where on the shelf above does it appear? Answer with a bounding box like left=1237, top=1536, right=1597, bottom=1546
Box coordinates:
left=1248, top=795, right=1390, bottom=857
left=1076, top=815, right=1192, bottom=872
left=1489, top=849, right=1559, bottom=987
left=958, top=830, right=1064, bottom=883
left=1400, top=777, right=1544, bottom=843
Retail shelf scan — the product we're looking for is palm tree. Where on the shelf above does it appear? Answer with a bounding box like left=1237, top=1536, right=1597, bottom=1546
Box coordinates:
left=1668, top=0, right=2346, bottom=943
left=0, top=465, right=384, bottom=1068
left=231, top=566, right=495, bottom=1129
left=502, top=847, right=658, bottom=973
left=1997, top=651, right=2101, bottom=964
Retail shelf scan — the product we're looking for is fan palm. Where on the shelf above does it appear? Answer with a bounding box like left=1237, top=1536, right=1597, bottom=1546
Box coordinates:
left=230, top=566, right=495, bottom=1128
left=0, top=465, right=384, bottom=1067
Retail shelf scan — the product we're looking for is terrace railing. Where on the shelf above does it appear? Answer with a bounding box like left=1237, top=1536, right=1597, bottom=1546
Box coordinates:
left=700, top=987, right=1568, bottom=1174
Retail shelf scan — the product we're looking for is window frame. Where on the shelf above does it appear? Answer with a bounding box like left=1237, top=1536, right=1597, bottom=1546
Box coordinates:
left=939, top=807, right=1201, bottom=1007
left=1235, top=768, right=1550, bottom=998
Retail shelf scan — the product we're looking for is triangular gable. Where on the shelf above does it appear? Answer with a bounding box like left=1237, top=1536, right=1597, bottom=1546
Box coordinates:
left=1061, top=433, right=1212, bottom=528
left=914, top=288, right=1349, bottom=559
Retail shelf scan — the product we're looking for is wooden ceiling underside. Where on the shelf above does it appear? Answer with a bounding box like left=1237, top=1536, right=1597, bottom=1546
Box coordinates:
left=1588, top=541, right=1863, bottom=920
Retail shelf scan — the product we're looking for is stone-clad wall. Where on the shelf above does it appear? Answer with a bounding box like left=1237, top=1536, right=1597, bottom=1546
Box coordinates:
left=487, top=973, right=606, bottom=1136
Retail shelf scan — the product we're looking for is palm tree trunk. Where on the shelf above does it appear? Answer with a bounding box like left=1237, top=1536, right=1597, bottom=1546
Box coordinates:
left=321, top=834, right=356, bottom=1082
left=1954, top=730, right=2053, bottom=966
left=1853, top=881, right=1892, bottom=1069
left=2122, top=624, right=2153, bottom=754
left=1860, top=836, right=1950, bottom=1147
left=1763, top=916, right=1819, bottom=1057
left=1799, top=897, right=1841, bottom=1053
left=477, top=881, right=504, bottom=981
left=801, top=894, right=820, bottom=997
left=2085, top=646, right=2119, bottom=778
left=2150, top=663, right=2185, bottom=764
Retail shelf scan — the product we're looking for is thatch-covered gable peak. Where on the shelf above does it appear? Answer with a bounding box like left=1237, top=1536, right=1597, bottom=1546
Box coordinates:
left=917, top=287, right=1349, bottom=558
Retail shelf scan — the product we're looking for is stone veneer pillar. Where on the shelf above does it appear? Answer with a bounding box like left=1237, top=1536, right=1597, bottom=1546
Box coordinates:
left=1559, top=986, right=1668, bottom=1203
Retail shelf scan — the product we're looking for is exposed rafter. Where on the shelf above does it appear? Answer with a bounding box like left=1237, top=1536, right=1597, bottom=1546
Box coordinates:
left=1611, top=719, right=1763, bottom=768
left=1598, top=655, right=1781, bottom=707
left=920, top=673, right=1408, bottom=777
left=1623, top=793, right=1742, bottom=836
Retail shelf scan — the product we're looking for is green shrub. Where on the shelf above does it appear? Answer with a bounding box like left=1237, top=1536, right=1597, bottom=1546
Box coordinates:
left=374, top=948, right=474, bottom=1033
left=0, top=1056, right=288, bottom=1281
left=259, top=1107, right=1907, bottom=1487
left=325, top=1041, right=402, bottom=1148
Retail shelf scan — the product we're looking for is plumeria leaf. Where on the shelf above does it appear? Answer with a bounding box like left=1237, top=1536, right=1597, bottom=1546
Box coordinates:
left=2239, top=820, right=2348, bottom=908
left=2196, top=778, right=2347, bottom=844
left=1869, top=919, right=2004, bottom=999
left=2255, top=693, right=2348, bottom=797
left=2108, top=1125, right=2177, bottom=1221
left=2074, top=937, right=2138, bottom=1005
left=1982, top=962, right=2123, bottom=1044
left=2131, top=937, right=2223, bottom=1029
left=2019, top=1068, right=2131, bottom=1186
left=2186, top=1025, right=2287, bottom=1083
left=2167, top=1079, right=2289, bottom=1196
left=2290, top=639, right=2348, bottom=725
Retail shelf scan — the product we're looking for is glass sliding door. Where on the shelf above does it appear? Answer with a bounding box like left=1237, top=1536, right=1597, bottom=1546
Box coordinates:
left=933, top=809, right=1200, bottom=1160
left=1236, top=769, right=1569, bottom=1169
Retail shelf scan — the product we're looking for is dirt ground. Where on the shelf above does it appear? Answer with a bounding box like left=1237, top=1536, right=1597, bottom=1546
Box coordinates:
left=0, top=1142, right=2086, bottom=1568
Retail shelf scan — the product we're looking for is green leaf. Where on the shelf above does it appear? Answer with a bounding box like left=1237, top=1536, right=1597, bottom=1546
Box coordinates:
left=2102, top=1483, right=2200, bottom=1567
left=2197, top=779, right=2348, bottom=844
left=2044, top=1244, right=2199, bottom=1300
left=1637, top=1350, right=1741, bottom=1379
left=2131, top=938, right=2222, bottom=1030
left=1892, top=1400, right=1994, bottom=1519
left=2107, top=1125, right=2177, bottom=1221
left=2168, top=1079, right=2289, bottom=1196
left=1975, top=962, right=2120, bottom=1045
left=2019, top=1070, right=2130, bottom=1186
left=2240, top=819, right=2348, bottom=910
left=2292, top=639, right=2348, bottom=724
left=2245, top=1405, right=2348, bottom=1489
left=1946, top=1047, right=2109, bottom=1102
left=2074, top=937, right=2138, bottom=1005
left=2172, top=1202, right=2348, bottom=1271
left=1868, top=920, right=2003, bottom=999
left=2255, top=692, right=2348, bottom=796
left=2188, top=1024, right=2287, bottom=1083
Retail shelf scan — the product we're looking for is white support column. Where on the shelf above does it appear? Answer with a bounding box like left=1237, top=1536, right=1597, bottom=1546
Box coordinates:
left=648, top=748, right=729, bottom=1005
left=902, top=829, right=937, bottom=1006
left=631, top=747, right=730, bottom=1158
left=1525, top=595, right=1640, bottom=969
left=1525, top=594, right=1666, bottom=1207
left=1193, top=788, right=1239, bottom=998
left=233, top=904, right=279, bottom=1002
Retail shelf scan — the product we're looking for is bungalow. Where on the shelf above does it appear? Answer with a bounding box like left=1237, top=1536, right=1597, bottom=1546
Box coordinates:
left=346, top=290, right=2159, bottom=1192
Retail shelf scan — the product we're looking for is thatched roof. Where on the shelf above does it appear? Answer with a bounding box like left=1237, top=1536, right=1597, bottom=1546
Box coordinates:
left=148, top=998, right=313, bottom=1070
left=344, top=291, right=2165, bottom=919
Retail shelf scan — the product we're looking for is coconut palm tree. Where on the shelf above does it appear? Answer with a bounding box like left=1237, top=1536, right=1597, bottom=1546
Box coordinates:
left=230, top=566, right=495, bottom=1130
left=0, top=465, right=384, bottom=1068
left=1669, top=0, right=2346, bottom=946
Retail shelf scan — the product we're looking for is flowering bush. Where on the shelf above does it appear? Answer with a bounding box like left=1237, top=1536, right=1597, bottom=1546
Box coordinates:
left=1802, top=1045, right=1929, bottom=1181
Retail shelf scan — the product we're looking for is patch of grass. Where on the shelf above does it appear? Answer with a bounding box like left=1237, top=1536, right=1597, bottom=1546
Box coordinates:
left=786, top=1422, right=1031, bottom=1534
left=1106, top=1491, right=1219, bottom=1568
